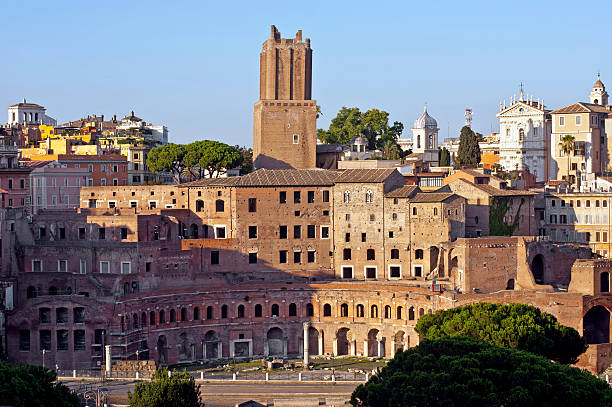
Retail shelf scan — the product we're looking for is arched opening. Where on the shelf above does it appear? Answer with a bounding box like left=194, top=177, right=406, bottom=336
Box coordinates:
left=204, top=330, right=220, bottom=359
left=49, top=286, right=57, bottom=296
left=356, top=304, right=364, bottom=317
left=384, top=305, right=391, bottom=319
left=429, top=246, right=439, bottom=273
left=237, top=304, right=245, bottom=318
left=221, top=304, right=228, bottom=318
left=26, top=286, right=36, bottom=298
left=415, top=249, right=423, bottom=259
left=215, top=199, right=224, bottom=212
left=159, top=310, right=165, bottom=324
left=396, top=306, right=403, bottom=319
left=254, top=304, right=262, bottom=317
left=336, top=328, right=350, bottom=356
left=408, top=306, right=415, bottom=320
left=289, top=303, right=297, bottom=317
left=180, top=307, right=187, bottom=322
left=531, top=254, right=545, bottom=283
left=271, top=304, right=279, bottom=317
left=132, top=313, right=138, bottom=329
left=267, top=327, right=284, bottom=356
left=306, top=303, right=314, bottom=317
left=157, top=335, right=167, bottom=364
left=206, top=306, right=213, bottom=319
left=340, top=303, right=349, bottom=317
left=506, top=279, right=515, bottom=290
left=367, top=329, right=382, bottom=357
left=601, top=272, right=610, bottom=293
left=419, top=308, right=425, bottom=317
left=193, top=307, right=200, bottom=320
left=141, top=312, right=147, bottom=327
left=323, top=304, right=332, bottom=317
left=308, top=327, right=319, bottom=356
left=178, top=332, right=194, bottom=361
left=169, top=309, right=176, bottom=322
left=150, top=311, right=155, bottom=325
left=370, top=305, right=378, bottom=318
left=583, top=306, right=610, bottom=344
left=190, top=224, right=198, bottom=239
left=394, top=331, right=405, bottom=354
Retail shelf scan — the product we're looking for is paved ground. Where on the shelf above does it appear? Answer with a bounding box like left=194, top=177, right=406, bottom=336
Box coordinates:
left=63, top=380, right=358, bottom=406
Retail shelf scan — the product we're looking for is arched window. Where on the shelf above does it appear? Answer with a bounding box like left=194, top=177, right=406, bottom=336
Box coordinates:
left=601, top=272, right=610, bottom=293
left=237, top=304, right=245, bottom=318
left=519, top=128, right=524, bottom=142
left=180, top=307, right=187, bottom=322
left=397, top=306, right=403, bottom=319
left=306, top=303, right=314, bottom=317
left=254, top=304, right=262, bottom=317
left=215, top=199, right=224, bottom=212
left=141, top=312, right=147, bottom=327
left=365, top=190, right=373, bottom=203
left=419, top=308, right=425, bottom=317
left=150, top=311, right=155, bottom=325
left=371, top=305, right=378, bottom=318
left=384, top=305, right=391, bottom=319
left=323, top=304, right=332, bottom=317
left=289, top=303, right=297, bottom=317
left=221, top=305, right=228, bottom=319
left=271, top=304, right=280, bottom=317
left=340, top=303, right=349, bottom=317
left=356, top=304, right=364, bottom=317
left=475, top=216, right=479, bottom=224
left=193, top=307, right=200, bottom=320
left=49, top=286, right=57, bottom=296
left=26, top=286, right=36, bottom=299
left=417, top=135, right=421, bottom=149
left=132, top=313, right=138, bottom=329
left=415, top=249, right=424, bottom=259
left=344, top=191, right=351, bottom=203
left=367, top=249, right=375, bottom=260
left=408, top=307, right=415, bottom=320
left=169, top=309, right=176, bottom=322
left=206, top=306, right=213, bottom=320
left=433, top=207, right=438, bottom=216
left=412, top=207, right=417, bottom=216
left=159, top=310, right=165, bottom=324
left=390, top=249, right=399, bottom=259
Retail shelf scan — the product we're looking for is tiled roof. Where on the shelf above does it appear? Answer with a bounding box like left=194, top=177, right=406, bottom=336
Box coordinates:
left=22, top=160, right=53, bottom=168
left=335, top=168, right=398, bottom=183
left=409, top=192, right=456, bottom=203
left=471, top=182, right=536, bottom=196
left=385, top=185, right=420, bottom=198
left=316, top=143, right=347, bottom=153
left=457, top=169, right=489, bottom=178
left=9, top=102, right=44, bottom=108
left=551, top=102, right=611, bottom=114
left=183, top=169, right=339, bottom=187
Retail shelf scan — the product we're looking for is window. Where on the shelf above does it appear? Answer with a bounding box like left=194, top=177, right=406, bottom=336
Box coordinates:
left=206, top=306, right=213, bottom=320
left=307, top=250, right=315, bottom=263
left=344, top=191, right=351, bottom=203
left=412, top=207, right=417, bottom=215
left=322, top=190, right=329, bottom=202
left=39, top=308, right=51, bottom=323
left=215, top=199, right=224, bottom=212
left=98, top=227, right=105, bottom=240
left=279, top=191, right=287, bottom=204
left=74, top=307, right=85, bottom=324
left=384, top=305, right=391, bottom=319
left=39, top=227, right=46, bottom=239
left=255, top=304, right=262, bottom=317
left=78, top=227, right=85, bottom=240
left=323, top=304, right=332, bottom=316
left=371, top=305, right=378, bottom=318
left=413, top=265, right=423, bottom=277
left=415, top=249, right=424, bottom=259
left=74, top=330, right=85, bottom=351
left=237, top=305, right=245, bottom=318
left=518, top=128, right=524, bottom=142
left=321, top=226, right=329, bottom=239
left=397, top=306, right=403, bottom=319
left=293, top=134, right=299, bottom=144
left=121, top=262, right=131, bottom=274
left=365, top=267, right=377, bottom=279
left=367, top=249, right=375, bottom=260
left=248, top=252, right=257, bottom=264
left=215, top=226, right=226, bottom=238
left=248, top=225, right=258, bottom=239
left=56, top=307, right=68, bottom=324
left=100, top=261, right=110, bottom=273
left=40, top=330, right=51, bottom=351
left=361, top=233, right=366, bottom=242
left=279, top=225, right=288, bottom=239
left=391, top=249, right=399, bottom=259
left=293, top=251, right=301, bottom=263
left=340, top=303, right=349, bottom=317
left=101, top=178, right=106, bottom=186
left=159, top=310, right=166, bottom=323
left=170, top=309, right=176, bottom=322
left=294, top=225, right=301, bottom=239
left=271, top=304, right=279, bottom=317
left=294, top=191, right=301, bottom=203
left=180, top=307, right=187, bottom=322
left=356, top=304, right=365, bottom=317
left=369, top=214, right=375, bottom=222
left=307, top=225, right=316, bottom=238
left=342, top=266, right=353, bottom=279
left=248, top=198, right=257, bottom=212
left=27, top=286, right=36, bottom=299
left=279, top=250, right=287, bottom=264
left=58, top=260, right=67, bottom=272
left=345, top=232, right=350, bottom=242
left=308, top=191, right=315, bottom=203
left=559, top=116, right=565, bottom=126
left=19, top=330, right=30, bottom=351
left=211, top=251, right=220, bottom=265
left=365, top=190, right=373, bottom=203
left=576, top=115, right=581, bottom=125
left=390, top=265, right=401, bottom=278
left=32, top=259, right=42, bottom=272
left=343, top=248, right=351, bottom=260
left=129, top=200, right=138, bottom=208
left=392, top=213, right=397, bottom=221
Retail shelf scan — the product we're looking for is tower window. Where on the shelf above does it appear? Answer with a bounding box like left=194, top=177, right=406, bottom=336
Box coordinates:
left=293, top=134, right=299, bottom=144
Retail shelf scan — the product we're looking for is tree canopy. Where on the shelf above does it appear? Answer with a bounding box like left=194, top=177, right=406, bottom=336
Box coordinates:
left=455, top=125, right=481, bottom=167
left=415, top=302, right=587, bottom=364
left=317, top=107, right=404, bottom=153
left=147, top=141, right=244, bottom=183
left=439, top=147, right=451, bottom=166
left=351, top=337, right=612, bottom=407
left=128, top=367, right=203, bottom=407
left=0, top=362, right=79, bottom=407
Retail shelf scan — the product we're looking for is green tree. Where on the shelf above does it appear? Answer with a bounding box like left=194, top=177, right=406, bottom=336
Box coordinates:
left=415, top=302, right=587, bottom=364
left=235, top=145, right=253, bottom=175
left=197, top=141, right=243, bottom=178
left=351, top=337, right=612, bottom=407
left=559, top=134, right=575, bottom=184
left=439, top=147, right=451, bottom=166
left=456, top=125, right=481, bottom=167
left=0, top=362, right=79, bottom=407
left=128, top=367, right=203, bottom=407
left=147, top=143, right=187, bottom=184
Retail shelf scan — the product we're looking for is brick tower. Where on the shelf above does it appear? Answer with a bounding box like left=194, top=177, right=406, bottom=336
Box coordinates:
left=253, top=25, right=317, bottom=169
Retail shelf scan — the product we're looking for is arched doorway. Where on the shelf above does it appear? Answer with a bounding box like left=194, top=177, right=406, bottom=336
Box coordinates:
left=429, top=246, right=439, bottom=274
left=367, top=329, right=382, bottom=357
left=178, top=332, right=194, bottom=361
left=308, top=327, right=319, bottom=356
left=394, top=331, right=405, bottom=354
left=531, top=254, right=544, bottom=283
left=336, top=328, right=349, bottom=356
left=583, top=306, right=610, bottom=344
left=267, top=327, right=284, bottom=356
left=157, top=335, right=167, bottom=364
left=204, top=330, right=220, bottom=359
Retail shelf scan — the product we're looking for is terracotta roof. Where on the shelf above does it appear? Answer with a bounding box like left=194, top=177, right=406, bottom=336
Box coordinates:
left=456, top=168, right=489, bottom=178
left=0, top=188, right=8, bottom=194
left=447, top=178, right=536, bottom=196
left=409, top=192, right=456, bottom=203
left=417, top=172, right=444, bottom=177
left=335, top=168, right=398, bottom=183
left=550, top=102, right=611, bottom=114
left=385, top=185, right=420, bottom=198
left=547, top=180, right=567, bottom=185
left=184, top=169, right=339, bottom=187
left=22, top=160, right=53, bottom=168
left=9, top=102, right=44, bottom=108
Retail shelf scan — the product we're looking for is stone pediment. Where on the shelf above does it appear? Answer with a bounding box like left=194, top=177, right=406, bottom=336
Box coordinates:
left=497, top=102, right=544, bottom=118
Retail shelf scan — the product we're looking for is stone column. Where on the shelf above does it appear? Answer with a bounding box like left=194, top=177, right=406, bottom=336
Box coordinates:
left=403, top=333, right=409, bottom=351
left=105, top=345, right=111, bottom=375
left=264, top=339, right=269, bottom=357
left=332, top=338, right=338, bottom=356
left=217, top=342, right=222, bottom=359
left=391, top=340, right=396, bottom=357
left=283, top=338, right=288, bottom=357
left=376, top=334, right=383, bottom=358
left=318, top=334, right=323, bottom=355
left=363, top=340, right=368, bottom=357
left=303, top=323, right=310, bottom=366
left=347, top=332, right=355, bottom=357
left=203, top=343, right=207, bottom=361
left=351, top=340, right=356, bottom=356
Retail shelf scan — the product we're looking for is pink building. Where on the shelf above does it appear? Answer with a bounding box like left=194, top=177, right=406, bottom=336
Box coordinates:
left=28, top=161, right=90, bottom=214
left=0, top=145, right=32, bottom=210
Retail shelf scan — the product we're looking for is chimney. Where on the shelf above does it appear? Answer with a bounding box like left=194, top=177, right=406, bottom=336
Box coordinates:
left=296, top=30, right=302, bottom=41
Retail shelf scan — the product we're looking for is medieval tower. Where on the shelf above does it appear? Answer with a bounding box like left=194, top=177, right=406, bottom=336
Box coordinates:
left=253, top=25, right=317, bottom=169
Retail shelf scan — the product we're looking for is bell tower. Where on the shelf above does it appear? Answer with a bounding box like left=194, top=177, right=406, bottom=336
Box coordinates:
left=253, top=25, right=317, bottom=169
left=590, top=74, right=608, bottom=105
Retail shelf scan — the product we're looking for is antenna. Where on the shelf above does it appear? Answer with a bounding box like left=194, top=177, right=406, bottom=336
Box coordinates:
left=465, top=108, right=472, bottom=129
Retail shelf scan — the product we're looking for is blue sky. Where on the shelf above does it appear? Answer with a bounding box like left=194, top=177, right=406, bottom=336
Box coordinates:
left=1, top=0, right=611, bottom=146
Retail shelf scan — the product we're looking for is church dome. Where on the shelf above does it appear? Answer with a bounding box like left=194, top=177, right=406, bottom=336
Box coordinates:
left=351, top=136, right=367, bottom=145
left=594, top=75, right=605, bottom=90
left=413, top=106, right=438, bottom=129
